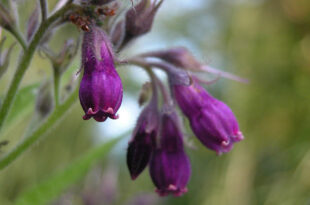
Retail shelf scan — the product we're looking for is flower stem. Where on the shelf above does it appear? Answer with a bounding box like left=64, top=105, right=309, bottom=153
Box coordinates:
left=0, top=86, right=78, bottom=171
left=125, top=57, right=172, bottom=104
left=0, top=4, right=74, bottom=134
left=53, top=70, right=61, bottom=107
left=8, top=27, right=27, bottom=51
left=40, top=0, right=48, bottom=21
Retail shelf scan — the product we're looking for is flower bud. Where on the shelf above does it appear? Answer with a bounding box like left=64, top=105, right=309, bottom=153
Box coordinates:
left=0, top=37, right=15, bottom=79
left=110, top=20, right=125, bottom=49
left=138, top=82, right=151, bottom=106
left=122, top=0, right=163, bottom=47
left=79, top=26, right=123, bottom=122
left=26, top=4, right=39, bottom=42
left=173, top=78, right=244, bottom=155
left=149, top=107, right=191, bottom=196
left=35, top=80, right=54, bottom=117
left=0, top=3, right=15, bottom=30
left=141, top=47, right=202, bottom=71
left=142, top=47, right=248, bottom=83
left=127, top=100, right=159, bottom=180
left=43, top=39, right=79, bottom=75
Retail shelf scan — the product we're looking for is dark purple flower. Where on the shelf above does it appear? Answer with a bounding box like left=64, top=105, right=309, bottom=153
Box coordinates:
left=173, top=79, right=243, bottom=155
left=88, top=0, right=115, bottom=5
left=79, top=26, right=123, bottom=122
left=127, top=100, right=159, bottom=180
left=149, top=108, right=191, bottom=197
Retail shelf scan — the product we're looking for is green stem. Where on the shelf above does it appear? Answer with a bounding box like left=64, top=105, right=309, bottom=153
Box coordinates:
left=0, top=4, right=74, bottom=134
left=0, top=87, right=78, bottom=170
left=53, top=70, right=60, bottom=107
left=8, top=27, right=27, bottom=51
left=40, top=0, right=48, bottom=21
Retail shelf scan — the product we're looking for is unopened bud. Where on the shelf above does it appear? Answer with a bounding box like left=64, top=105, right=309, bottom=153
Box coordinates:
left=110, top=20, right=125, bottom=49
left=26, top=4, right=39, bottom=42
left=35, top=81, right=54, bottom=117
left=0, top=3, right=15, bottom=30
left=0, top=37, right=16, bottom=79
left=142, top=47, right=202, bottom=71
left=122, top=0, right=163, bottom=47
left=138, top=82, right=151, bottom=106
left=42, top=39, right=79, bottom=75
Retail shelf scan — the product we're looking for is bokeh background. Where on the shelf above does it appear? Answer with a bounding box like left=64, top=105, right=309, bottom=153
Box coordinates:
left=1, top=0, right=310, bottom=204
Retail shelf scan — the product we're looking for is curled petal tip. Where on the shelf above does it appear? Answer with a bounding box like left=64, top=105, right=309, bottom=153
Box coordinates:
left=155, top=186, right=188, bottom=197
left=221, top=140, right=230, bottom=147
left=83, top=115, right=91, bottom=120
left=104, top=107, right=115, bottom=115
left=173, top=187, right=188, bottom=197
left=110, top=114, right=119, bottom=119
left=168, top=184, right=177, bottom=191
left=235, top=131, right=244, bottom=141
left=87, top=108, right=98, bottom=115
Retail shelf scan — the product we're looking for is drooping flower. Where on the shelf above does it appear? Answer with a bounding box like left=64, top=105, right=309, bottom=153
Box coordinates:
left=127, top=99, right=159, bottom=180
left=173, top=78, right=243, bottom=155
left=89, top=0, right=115, bottom=5
left=149, top=107, right=191, bottom=197
left=79, top=26, right=123, bottom=122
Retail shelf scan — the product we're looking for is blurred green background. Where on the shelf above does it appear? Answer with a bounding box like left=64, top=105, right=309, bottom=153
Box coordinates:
left=1, top=0, right=310, bottom=204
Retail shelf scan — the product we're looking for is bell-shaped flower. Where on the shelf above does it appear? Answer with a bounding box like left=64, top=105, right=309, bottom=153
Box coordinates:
left=149, top=108, right=191, bottom=196
left=127, top=99, right=159, bottom=180
left=173, top=78, right=243, bottom=155
left=79, top=26, right=123, bottom=122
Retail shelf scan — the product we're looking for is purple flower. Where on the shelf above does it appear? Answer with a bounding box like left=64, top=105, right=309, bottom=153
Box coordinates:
left=127, top=101, right=159, bottom=180
left=89, top=0, right=115, bottom=5
left=149, top=108, right=191, bottom=197
left=79, top=26, right=123, bottom=122
left=173, top=79, right=243, bottom=155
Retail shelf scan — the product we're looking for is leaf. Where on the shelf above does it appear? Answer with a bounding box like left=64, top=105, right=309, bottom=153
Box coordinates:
left=14, top=136, right=124, bottom=205
left=2, top=83, right=39, bottom=133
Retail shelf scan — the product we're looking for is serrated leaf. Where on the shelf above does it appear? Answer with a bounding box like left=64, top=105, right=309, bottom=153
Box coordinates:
left=15, top=136, right=124, bottom=205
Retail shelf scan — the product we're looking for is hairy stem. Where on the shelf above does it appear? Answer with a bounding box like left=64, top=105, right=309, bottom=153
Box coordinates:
left=0, top=87, right=78, bottom=170
left=126, top=58, right=172, bottom=103
left=53, top=71, right=61, bottom=107
left=40, top=0, right=48, bottom=21
left=0, top=4, right=74, bottom=134
left=8, top=27, right=27, bottom=51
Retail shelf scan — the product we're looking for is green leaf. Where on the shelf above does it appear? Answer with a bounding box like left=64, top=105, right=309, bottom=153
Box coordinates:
left=14, top=136, right=123, bottom=205
left=1, top=83, right=39, bottom=134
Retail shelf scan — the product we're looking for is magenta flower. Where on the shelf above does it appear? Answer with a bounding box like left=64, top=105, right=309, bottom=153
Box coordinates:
left=149, top=108, right=191, bottom=197
left=79, top=26, right=123, bottom=122
left=173, top=79, right=243, bottom=155
left=127, top=101, right=159, bottom=180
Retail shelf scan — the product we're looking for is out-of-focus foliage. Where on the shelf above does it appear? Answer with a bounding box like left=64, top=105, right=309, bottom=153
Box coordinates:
left=0, top=0, right=310, bottom=205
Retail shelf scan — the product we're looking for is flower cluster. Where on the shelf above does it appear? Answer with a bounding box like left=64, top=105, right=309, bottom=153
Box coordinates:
left=76, top=0, right=244, bottom=197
